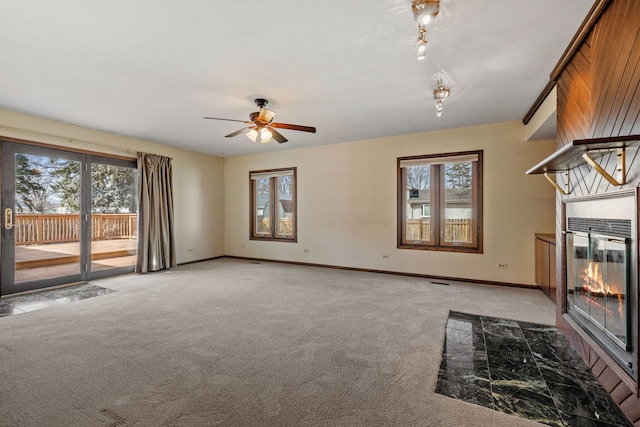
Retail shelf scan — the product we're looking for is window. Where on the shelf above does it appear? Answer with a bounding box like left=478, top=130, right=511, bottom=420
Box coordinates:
left=398, top=150, right=482, bottom=253
left=250, top=168, right=296, bottom=241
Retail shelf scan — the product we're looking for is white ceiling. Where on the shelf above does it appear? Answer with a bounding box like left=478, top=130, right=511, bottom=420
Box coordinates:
left=0, top=1, right=594, bottom=157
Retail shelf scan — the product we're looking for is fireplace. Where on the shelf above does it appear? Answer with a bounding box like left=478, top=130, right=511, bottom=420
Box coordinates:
left=564, top=191, right=638, bottom=378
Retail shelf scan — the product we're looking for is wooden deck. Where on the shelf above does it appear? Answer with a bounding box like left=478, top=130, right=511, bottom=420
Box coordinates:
left=14, top=239, right=136, bottom=283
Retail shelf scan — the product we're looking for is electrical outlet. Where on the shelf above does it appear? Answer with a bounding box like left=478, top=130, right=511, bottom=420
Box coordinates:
left=497, top=263, right=508, bottom=269
left=382, top=255, right=390, bottom=259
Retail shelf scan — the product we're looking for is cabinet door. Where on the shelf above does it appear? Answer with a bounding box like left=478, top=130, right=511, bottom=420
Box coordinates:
left=536, top=238, right=551, bottom=296
left=535, top=238, right=545, bottom=287
left=548, top=243, right=556, bottom=303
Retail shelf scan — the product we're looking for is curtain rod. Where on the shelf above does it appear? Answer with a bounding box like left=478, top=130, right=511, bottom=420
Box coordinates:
left=1, top=125, right=175, bottom=161
left=0, top=124, right=138, bottom=157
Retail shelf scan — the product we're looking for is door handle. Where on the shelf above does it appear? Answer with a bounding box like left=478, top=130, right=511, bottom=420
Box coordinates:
left=4, top=208, right=14, bottom=230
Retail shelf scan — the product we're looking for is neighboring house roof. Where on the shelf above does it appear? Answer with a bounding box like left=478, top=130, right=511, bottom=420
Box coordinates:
left=257, top=194, right=293, bottom=213
left=279, top=199, right=293, bottom=214
left=407, top=188, right=471, bottom=206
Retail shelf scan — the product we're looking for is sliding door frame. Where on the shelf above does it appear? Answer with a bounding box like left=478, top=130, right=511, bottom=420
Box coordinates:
left=0, top=140, right=137, bottom=296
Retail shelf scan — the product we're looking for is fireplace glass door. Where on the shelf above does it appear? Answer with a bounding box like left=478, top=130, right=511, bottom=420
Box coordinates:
left=567, top=231, right=630, bottom=352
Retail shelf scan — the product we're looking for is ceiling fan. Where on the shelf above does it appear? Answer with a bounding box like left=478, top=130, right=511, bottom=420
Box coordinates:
left=203, top=98, right=316, bottom=144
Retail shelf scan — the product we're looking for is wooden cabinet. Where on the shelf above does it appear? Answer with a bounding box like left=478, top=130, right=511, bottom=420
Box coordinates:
left=535, top=234, right=556, bottom=303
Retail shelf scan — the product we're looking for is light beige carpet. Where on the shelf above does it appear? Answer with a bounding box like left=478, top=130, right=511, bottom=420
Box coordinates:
left=0, top=258, right=556, bottom=426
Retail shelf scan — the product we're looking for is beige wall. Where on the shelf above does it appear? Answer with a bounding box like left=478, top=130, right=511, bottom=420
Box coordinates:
left=0, top=109, right=225, bottom=263
left=224, top=121, right=556, bottom=286
left=0, top=109, right=556, bottom=285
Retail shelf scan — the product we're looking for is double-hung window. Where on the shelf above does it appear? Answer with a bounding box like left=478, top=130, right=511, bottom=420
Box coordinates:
left=398, top=150, right=482, bottom=253
left=250, top=168, right=296, bottom=242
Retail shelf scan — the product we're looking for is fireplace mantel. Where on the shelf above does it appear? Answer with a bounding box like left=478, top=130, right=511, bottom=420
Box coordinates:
left=526, top=135, right=640, bottom=195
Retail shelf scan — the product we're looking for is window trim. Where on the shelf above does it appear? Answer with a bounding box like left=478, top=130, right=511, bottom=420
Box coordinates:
left=249, top=167, right=297, bottom=242
left=397, top=150, right=483, bottom=253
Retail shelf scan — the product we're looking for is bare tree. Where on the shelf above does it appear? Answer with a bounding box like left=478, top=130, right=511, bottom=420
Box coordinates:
left=406, top=165, right=431, bottom=190
left=278, top=175, right=292, bottom=195
left=256, top=178, right=270, bottom=195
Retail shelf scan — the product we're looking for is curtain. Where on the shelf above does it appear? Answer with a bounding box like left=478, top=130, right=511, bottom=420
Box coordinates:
left=136, top=153, right=176, bottom=273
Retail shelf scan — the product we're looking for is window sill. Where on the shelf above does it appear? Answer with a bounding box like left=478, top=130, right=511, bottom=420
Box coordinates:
left=397, top=244, right=482, bottom=254
left=250, top=237, right=297, bottom=243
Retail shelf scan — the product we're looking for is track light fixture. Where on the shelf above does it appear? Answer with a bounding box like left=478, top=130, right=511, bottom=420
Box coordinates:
left=416, top=26, right=428, bottom=60
left=433, top=78, right=450, bottom=118
left=412, top=0, right=439, bottom=25
left=411, top=0, right=439, bottom=59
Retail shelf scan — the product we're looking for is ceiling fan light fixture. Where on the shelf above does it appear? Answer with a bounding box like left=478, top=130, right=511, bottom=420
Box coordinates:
left=246, top=128, right=258, bottom=142
left=204, top=98, right=316, bottom=145
left=258, top=108, right=276, bottom=124
left=259, top=127, right=273, bottom=143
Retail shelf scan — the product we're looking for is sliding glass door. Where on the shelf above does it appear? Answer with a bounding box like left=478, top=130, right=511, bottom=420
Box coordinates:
left=89, top=157, right=138, bottom=277
left=2, top=144, right=84, bottom=292
left=1, top=141, right=137, bottom=296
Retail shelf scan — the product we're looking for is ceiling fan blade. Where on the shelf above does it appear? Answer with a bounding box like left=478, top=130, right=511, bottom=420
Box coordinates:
left=269, top=127, right=288, bottom=144
left=270, top=122, right=316, bottom=133
left=203, top=117, right=253, bottom=124
left=225, top=127, right=254, bottom=138
left=257, top=108, right=276, bottom=124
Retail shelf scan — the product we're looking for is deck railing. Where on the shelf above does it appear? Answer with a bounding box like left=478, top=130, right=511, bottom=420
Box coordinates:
left=257, top=218, right=293, bottom=235
left=15, top=214, right=137, bottom=246
left=406, top=218, right=472, bottom=242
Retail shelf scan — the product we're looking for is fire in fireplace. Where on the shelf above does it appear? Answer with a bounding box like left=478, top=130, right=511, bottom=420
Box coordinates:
left=564, top=193, right=637, bottom=379
left=567, top=224, right=630, bottom=352
left=580, top=261, right=626, bottom=338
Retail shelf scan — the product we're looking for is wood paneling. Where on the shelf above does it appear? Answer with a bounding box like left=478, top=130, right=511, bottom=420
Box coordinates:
left=600, top=366, right=624, bottom=392
left=558, top=0, right=640, bottom=147
left=591, top=1, right=640, bottom=138
left=556, top=36, right=592, bottom=150
left=555, top=0, right=640, bottom=424
left=535, top=235, right=556, bottom=303
left=620, top=394, right=640, bottom=425
left=524, top=0, right=611, bottom=124
left=610, top=380, right=633, bottom=404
